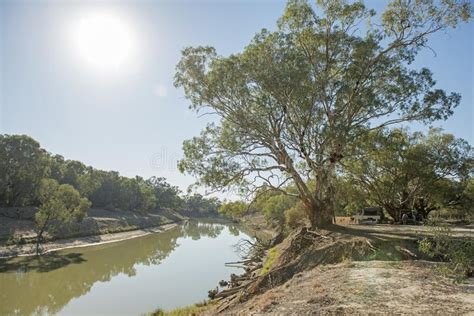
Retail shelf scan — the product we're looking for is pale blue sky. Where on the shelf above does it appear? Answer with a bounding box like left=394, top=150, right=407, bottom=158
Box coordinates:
left=1, top=0, right=473, bottom=193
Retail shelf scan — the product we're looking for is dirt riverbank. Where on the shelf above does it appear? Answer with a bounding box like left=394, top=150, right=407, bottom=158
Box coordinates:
left=0, top=222, right=179, bottom=258
left=214, top=260, right=474, bottom=315
left=201, top=223, right=474, bottom=315
left=0, top=207, right=187, bottom=257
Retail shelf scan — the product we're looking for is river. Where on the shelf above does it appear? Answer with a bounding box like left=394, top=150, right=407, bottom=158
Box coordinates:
left=0, top=220, right=253, bottom=315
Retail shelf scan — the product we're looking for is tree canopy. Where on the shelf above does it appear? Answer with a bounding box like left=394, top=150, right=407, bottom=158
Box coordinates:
left=345, top=128, right=473, bottom=221
left=175, top=0, right=471, bottom=227
left=35, top=178, right=91, bottom=254
left=0, top=134, right=220, bottom=217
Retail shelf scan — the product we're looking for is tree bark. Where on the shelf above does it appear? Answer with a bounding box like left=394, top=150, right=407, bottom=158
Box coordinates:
left=35, top=215, right=50, bottom=256
left=414, top=197, right=436, bottom=220
left=35, top=229, right=44, bottom=256
left=306, top=162, right=337, bottom=228
left=307, top=203, right=334, bottom=228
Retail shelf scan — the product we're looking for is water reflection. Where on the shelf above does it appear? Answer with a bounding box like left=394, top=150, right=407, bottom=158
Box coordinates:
left=0, top=221, right=247, bottom=316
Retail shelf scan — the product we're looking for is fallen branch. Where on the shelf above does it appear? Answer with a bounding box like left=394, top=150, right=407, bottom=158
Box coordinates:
left=212, top=278, right=254, bottom=299
left=225, top=259, right=252, bottom=265
left=214, top=284, right=246, bottom=298
left=366, top=239, right=377, bottom=251
left=400, top=247, right=417, bottom=258
left=225, top=264, right=247, bottom=269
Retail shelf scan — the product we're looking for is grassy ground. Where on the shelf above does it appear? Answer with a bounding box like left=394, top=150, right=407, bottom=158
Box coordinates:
left=149, top=301, right=211, bottom=316
left=261, top=247, right=279, bottom=275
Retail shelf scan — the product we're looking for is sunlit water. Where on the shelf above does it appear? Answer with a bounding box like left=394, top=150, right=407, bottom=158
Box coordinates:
left=0, top=220, right=253, bottom=315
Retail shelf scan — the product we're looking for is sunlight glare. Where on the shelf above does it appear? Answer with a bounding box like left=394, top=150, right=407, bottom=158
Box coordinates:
left=73, top=12, right=135, bottom=71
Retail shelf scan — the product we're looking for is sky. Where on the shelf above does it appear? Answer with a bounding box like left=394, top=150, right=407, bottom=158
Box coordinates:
left=0, top=0, right=473, bottom=195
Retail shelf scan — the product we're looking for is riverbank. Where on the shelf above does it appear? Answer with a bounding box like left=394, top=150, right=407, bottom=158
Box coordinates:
left=0, top=207, right=189, bottom=258
left=0, top=222, right=179, bottom=258
left=196, top=223, right=474, bottom=315
left=214, top=260, right=474, bottom=315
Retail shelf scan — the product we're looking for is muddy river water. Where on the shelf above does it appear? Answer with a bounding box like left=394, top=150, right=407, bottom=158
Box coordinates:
left=0, top=220, right=252, bottom=315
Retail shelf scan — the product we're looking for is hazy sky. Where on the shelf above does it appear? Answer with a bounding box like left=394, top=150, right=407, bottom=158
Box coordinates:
left=1, top=0, right=473, bottom=194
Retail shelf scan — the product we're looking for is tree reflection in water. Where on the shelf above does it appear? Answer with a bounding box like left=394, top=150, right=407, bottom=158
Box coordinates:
left=0, top=221, right=243, bottom=316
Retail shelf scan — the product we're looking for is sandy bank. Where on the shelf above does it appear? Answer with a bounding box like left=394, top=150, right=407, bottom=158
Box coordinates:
left=0, top=222, right=179, bottom=258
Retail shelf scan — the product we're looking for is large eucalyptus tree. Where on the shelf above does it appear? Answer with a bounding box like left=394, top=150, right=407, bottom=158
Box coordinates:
left=175, top=0, right=471, bottom=227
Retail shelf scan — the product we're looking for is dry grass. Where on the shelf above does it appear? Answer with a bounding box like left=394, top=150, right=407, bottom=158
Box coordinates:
left=222, top=261, right=474, bottom=315
left=335, top=216, right=352, bottom=225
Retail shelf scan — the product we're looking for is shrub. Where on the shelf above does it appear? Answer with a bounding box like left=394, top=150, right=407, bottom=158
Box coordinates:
left=419, top=220, right=473, bottom=281
left=285, top=202, right=308, bottom=229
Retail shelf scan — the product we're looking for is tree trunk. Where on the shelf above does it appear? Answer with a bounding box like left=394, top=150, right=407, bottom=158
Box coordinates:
left=307, top=163, right=337, bottom=228
left=414, top=197, right=436, bottom=220
left=35, top=230, right=44, bottom=256
left=385, top=205, right=401, bottom=222
left=306, top=202, right=334, bottom=228
left=35, top=218, right=49, bottom=256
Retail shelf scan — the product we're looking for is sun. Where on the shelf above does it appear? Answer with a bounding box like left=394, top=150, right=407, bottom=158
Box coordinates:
left=73, top=12, right=135, bottom=71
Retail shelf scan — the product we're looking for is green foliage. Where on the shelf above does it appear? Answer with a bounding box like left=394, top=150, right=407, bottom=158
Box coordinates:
left=345, top=128, right=473, bottom=221
left=0, top=135, right=49, bottom=206
left=35, top=179, right=91, bottom=253
left=175, top=0, right=470, bottom=227
left=147, top=177, right=183, bottom=210
left=261, top=247, right=279, bottom=275
left=180, top=193, right=221, bottom=217
left=333, top=177, right=369, bottom=215
left=36, top=179, right=90, bottom=226
left=0, top=134, right=198, bottom=215
left=454, top=178, right=474, bottom=220
left=285, top=202, right=308, bottom=229
left=253, top=191, right=298, bottom=229
left=149, top=301, right=210, bottom=316
left=218, top=200, right=248, bottom=218
left=419, top=220, right=474, bottom=281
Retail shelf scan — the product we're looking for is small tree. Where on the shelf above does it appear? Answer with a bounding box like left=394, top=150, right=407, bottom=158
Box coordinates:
left=35, top=179, right=91, bottom=255
left=175, top=0, right=471, bottom=228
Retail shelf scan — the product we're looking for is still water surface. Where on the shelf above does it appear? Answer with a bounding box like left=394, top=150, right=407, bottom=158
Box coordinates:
left=0, top=221, right=252, bottom=315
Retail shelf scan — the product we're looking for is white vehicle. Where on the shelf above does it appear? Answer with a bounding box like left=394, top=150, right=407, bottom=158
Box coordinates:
left=351, top=207, right=384, bottom=224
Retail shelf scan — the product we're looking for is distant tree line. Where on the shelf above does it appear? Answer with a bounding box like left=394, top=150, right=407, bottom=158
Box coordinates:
left=0, top=134, right=220, bottom=217
left=219, top=128, right=473, bottom=230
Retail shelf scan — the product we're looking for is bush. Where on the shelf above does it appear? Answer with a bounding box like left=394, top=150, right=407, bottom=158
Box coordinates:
left=285, top=203, right=308, bottom=229
left=419, top=220, right=473, bottom=281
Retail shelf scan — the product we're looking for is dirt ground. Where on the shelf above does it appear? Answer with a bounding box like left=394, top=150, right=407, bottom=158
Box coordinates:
left=205, top=223, right=473, bottom=315
left=218, top=260, right=474, bottom=315
left=345, top=223, right=474, bottom=239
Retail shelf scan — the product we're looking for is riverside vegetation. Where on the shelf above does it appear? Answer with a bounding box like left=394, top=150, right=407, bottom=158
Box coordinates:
left=168, top=0, right=474, bottom=314
left=0, top=134, right=222, bottom=254
left=1, top=0, right=473, bottom=314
